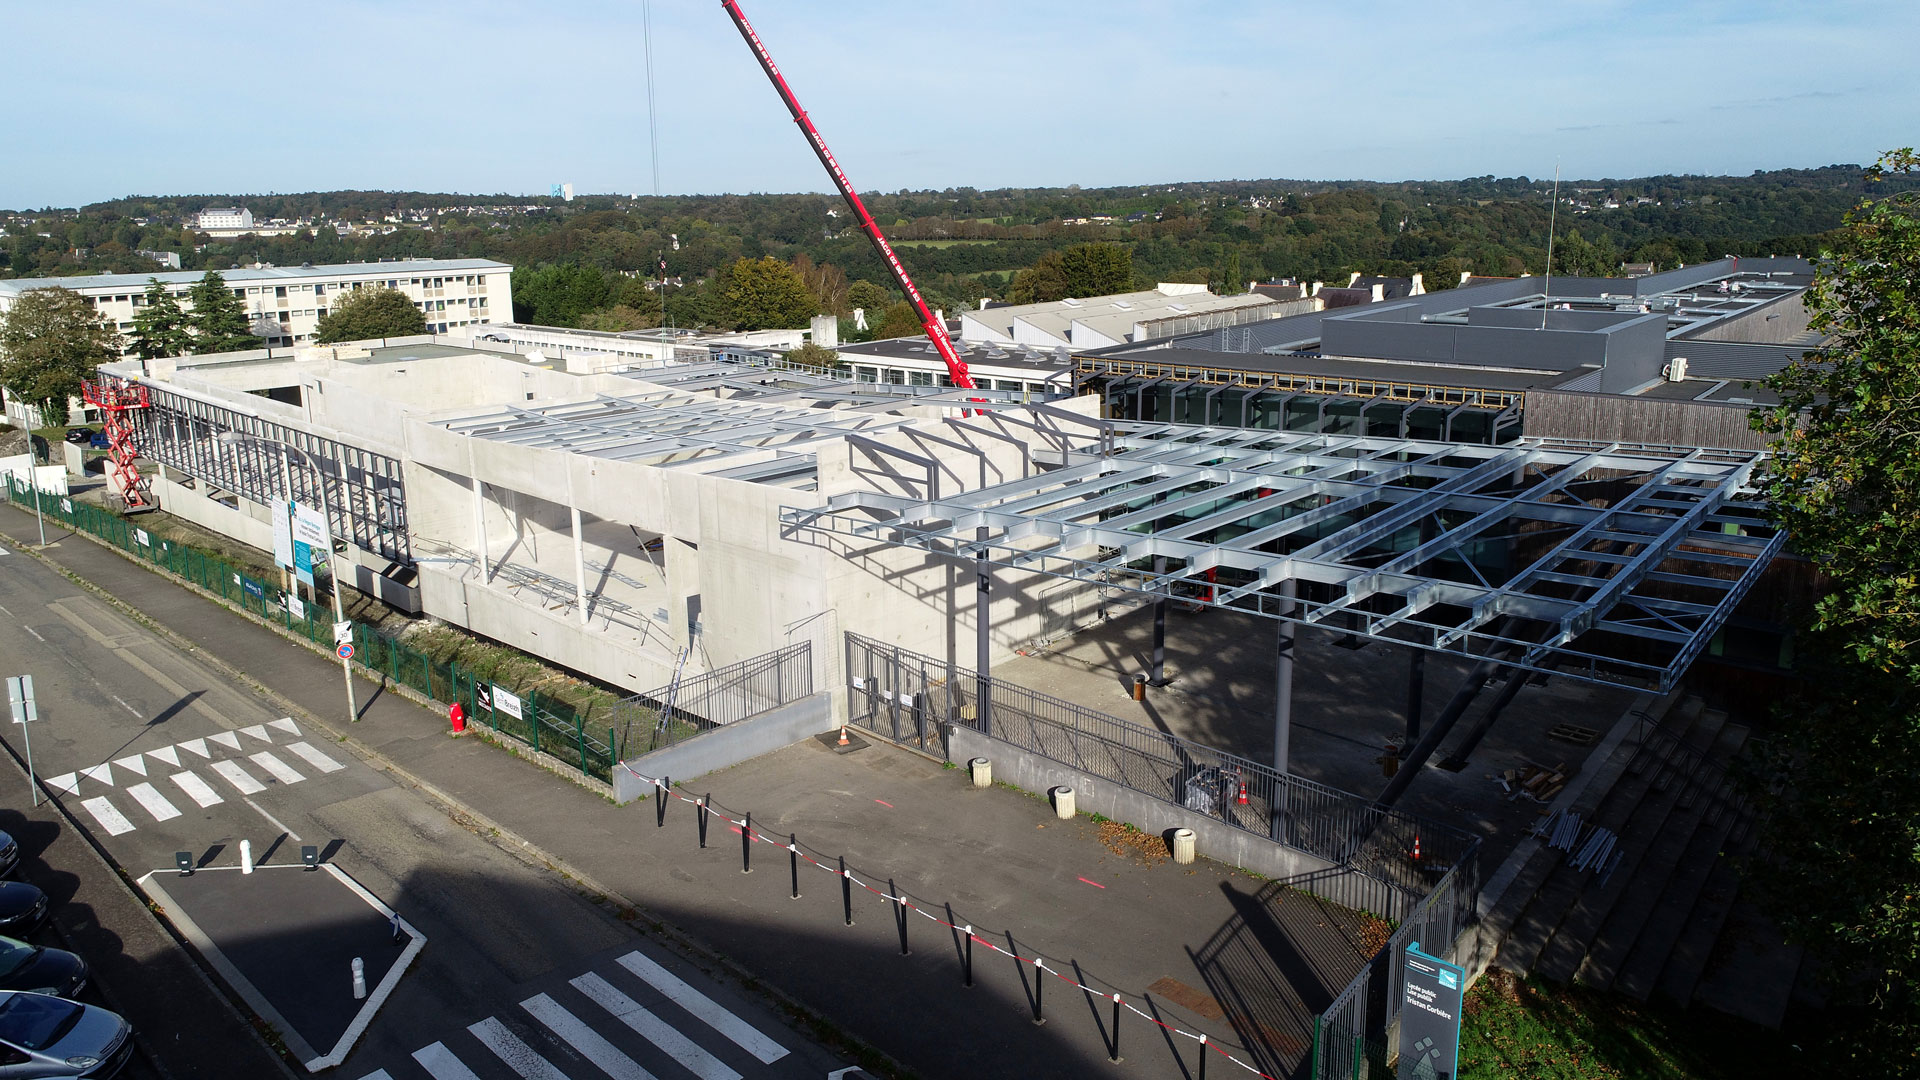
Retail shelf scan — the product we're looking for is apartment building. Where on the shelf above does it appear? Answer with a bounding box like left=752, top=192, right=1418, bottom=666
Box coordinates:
left=0, top=258, right=514, bottom=354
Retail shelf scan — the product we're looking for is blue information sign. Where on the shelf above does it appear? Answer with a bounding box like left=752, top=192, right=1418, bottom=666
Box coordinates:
left=1399, top=942, right=1464, bottom=1079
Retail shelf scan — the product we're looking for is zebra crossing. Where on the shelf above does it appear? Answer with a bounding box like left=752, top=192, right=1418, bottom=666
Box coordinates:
left=355, top=949, right=793, bottom=1080
left=44, top=717, right=348, bottom=837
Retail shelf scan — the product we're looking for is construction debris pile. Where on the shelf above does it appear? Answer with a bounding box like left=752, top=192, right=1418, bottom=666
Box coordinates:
left=1530, top=807, right=1623, bottom=885
left=1494, top=762, right=1568, bottom=802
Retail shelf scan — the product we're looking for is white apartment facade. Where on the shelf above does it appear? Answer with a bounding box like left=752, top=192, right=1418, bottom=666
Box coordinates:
left=196, top=207, right=253, bottom=231
left=0, top=258, right=514, bottom=355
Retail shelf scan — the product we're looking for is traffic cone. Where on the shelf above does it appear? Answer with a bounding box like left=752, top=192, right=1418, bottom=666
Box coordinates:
left=1411, top=835, right=1422, bottom=862
left=837, top=725, right=851, bottom=747
left=1236, top=778, right=1250, bottom=806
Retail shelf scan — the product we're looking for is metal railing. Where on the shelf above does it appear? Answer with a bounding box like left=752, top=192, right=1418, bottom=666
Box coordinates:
left=844, top=632, right=1478, bottom=915
left=610, top=642, right=814, bottom=758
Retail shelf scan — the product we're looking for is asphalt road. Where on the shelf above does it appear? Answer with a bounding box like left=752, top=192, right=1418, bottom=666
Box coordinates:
left=0, top=537, right=852, bottom=1080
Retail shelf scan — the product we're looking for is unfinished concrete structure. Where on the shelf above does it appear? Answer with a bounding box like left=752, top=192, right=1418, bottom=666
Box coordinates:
left=109, top=341, right=1112, bottom=696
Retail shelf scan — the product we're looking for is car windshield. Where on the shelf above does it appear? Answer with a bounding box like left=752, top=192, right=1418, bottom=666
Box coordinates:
left=0, top=993, right=82, bottom=1051
left=0, top=940, right=38, bottom=979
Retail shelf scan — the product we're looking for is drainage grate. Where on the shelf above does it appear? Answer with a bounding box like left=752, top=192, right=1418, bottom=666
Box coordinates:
left=1547, top=723, right=1600, bottom=746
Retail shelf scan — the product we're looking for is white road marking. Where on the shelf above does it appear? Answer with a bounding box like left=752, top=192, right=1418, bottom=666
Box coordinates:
left=240, top=723, right=272, bottom=743
left=269, top=717, right=300, bottom=736
left=79, top=763, right=113, bottom=786
left=111, top=695, right=141, bottom=718
left=285, top=741, right=345, bottom=774
left=209, top=760, right=265, bottom=795
left=23, top=625, right=43, bottom=642
left=573, top=972, right=740, bottom=1080
left=521, top=994, right=658, bottom=1080
left=469, top=1017, right=568, bottom=1080
left=249, top=751, right=304, bottom=786
left=353, top=1072, right=394, bottom=1080
left=209, top=731, right=243, bottom=751
left=81, top=797, right=136, bottom=836
left=242, top=798, right=301, bottom=842
left=179, top=737, right=211, bottom=759
left=411, top=1043, right=484, bottom=1080
left=615, top=951, right=790, bottom=1063
left=147, top=746, right=181, bottom=768
left=45, top=773, right=80, bottom=795
left=126, top=782, right=181, bottom=822
left=170, top=772, right=223, bottom=808
left=113, top=754, right=148, bottom=777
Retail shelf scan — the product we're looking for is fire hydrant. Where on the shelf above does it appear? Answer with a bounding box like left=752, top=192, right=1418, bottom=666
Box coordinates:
left=449, top=702, right=466, bottom=734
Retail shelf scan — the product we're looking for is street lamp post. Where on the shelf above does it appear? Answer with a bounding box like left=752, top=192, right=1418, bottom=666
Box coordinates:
left=220, top=432, right=359, bottom=725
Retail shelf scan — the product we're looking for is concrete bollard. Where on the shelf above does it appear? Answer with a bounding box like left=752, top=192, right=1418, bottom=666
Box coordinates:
left=969, top=757, right=992, bottom=788
left=240, top=839, right=253, bottom=875
left=351, top=957, right=366, bottom=1000
left=1170, top=828, right=1196, bottom=865
left=1052, top=786, right=1075, bottom=819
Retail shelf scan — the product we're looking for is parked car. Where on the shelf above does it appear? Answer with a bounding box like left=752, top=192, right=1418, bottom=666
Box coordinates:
left=61, top=429, right=91, bottom=445
left=0, top=938, right=85, bottom=999
left=0, top=834, right=15, bottom=879
left=0, top=885, right=47, bottom=940
left=86, top=431, right=110, bottom=451
left=0, top=990, right=132, bottom=1077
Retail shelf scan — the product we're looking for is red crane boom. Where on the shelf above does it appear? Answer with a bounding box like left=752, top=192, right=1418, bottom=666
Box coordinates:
left=720, top=1, right=976, bottom=393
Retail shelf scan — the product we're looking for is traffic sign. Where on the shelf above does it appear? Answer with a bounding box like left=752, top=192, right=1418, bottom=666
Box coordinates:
left=333, top=621, right=354, bottom=646
left=337, top=643, right=355, bottom=661
left=5, top=675, right=35, bottom=724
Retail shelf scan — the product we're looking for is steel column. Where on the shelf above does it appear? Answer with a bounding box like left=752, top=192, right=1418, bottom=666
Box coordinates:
left=1405, top=648, right=1426, bottom=743
left=1271, top=579, right=1298, bottom=840
left=1149, top=554, right=1169, bottom=687
left=975, top=539, right=991, bottom=738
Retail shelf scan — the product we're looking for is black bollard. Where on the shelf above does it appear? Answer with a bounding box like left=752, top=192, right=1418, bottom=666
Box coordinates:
left=891, top=879, right=909, bottom=955
left=1198, top=1033, right=1209, bottom=1079
left=1110, top=994, right=1124, bottom=1063
left=840, top=856, right=853, bottom=926
left=741, top=811, right=752, bottom=874
left=697, top=794, right=710, bottom=848
left=789, top=834, right=800, bottom=900
left=655, top=776, right=669, bottom=828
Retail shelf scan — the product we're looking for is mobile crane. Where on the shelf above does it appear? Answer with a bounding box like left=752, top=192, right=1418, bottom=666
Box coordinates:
left=720, top=1, right=978, bottom=396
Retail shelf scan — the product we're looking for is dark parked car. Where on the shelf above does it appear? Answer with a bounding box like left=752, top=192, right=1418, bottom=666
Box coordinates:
left=87, top=431, right=110, bottom=451
left=0, top=938, right=85, bottom=999
left=61, top=429, right=91, bottom=445
left=0, top=990, right=132, bottom=1077
left=0, top=834, right=15, bottom=879
left=0, top=885, right=48, bottom=940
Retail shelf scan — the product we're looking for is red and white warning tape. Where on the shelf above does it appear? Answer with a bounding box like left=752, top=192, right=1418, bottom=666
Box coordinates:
left=619, top=762, right=1282, bottom=1079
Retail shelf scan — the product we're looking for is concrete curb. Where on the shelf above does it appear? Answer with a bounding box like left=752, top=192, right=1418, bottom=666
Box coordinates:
left=0, top=517, right=917, bottom=1080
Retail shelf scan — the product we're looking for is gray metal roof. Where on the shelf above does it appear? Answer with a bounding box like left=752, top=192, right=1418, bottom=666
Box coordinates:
left=1665, top=340, right=1816, bottom=382
left=0, top=258, right=510, bottom=296
left=786, top=426, right=1781, bottom=691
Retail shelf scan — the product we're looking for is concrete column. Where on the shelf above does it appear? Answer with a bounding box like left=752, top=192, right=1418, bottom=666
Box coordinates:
left=1273, top=580, right=1297, bottom=774
left=471, top=475, right=489, bottom=582
left=1406, top=647, right=1426, bottom=743
left=571, top=503, right=589, bottom=626
left=975, top=538, right=991, bottom=739
left=1148, top=554, right=1169, bottom=687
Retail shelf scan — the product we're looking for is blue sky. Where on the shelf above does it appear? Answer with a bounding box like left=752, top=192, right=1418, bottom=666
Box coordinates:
left=4, top=0, right=1913, bottom=209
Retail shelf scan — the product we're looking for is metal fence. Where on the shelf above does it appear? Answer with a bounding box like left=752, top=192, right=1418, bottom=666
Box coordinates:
left=608, top=642, right=814, bottom=759
left=3, top=480, right=613, bottom=782
left=844, top=633, right=1478, bottom=912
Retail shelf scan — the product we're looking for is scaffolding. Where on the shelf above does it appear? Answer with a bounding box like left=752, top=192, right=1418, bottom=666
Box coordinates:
left=81, top=376, right=156, bottom=513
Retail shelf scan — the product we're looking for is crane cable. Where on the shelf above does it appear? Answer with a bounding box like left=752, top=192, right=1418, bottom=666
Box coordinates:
left=642, top=0, right=662, bottom=197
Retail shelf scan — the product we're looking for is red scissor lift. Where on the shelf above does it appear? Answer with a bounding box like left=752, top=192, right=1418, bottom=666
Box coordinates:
left=81, top=376, right=157, bottom=513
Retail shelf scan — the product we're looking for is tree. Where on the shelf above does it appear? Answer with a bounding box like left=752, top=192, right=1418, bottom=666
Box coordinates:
left=187, top=270, right=262, bottom=352
left=128, top=278, right=193, bottom=359
left=0, top=287, right=121, bottom=427
left=512, top=264, right=613, bottom=327
left=578, top=305, right=657, bottom=332
left=1750, top=149, right=1920, bottom=1073
left=870, top=301, right=922, bottom=340
left=719, top=256, right=817, bottom=331
left=782, top=342, right=839, bottom=371
left=1007, top=243, right=1135, bottom=303
left=313, top=286, right=427, bottom=343
left=847, top=280, right=891, bottom=328
left=790, top=253, right=850, bottom=315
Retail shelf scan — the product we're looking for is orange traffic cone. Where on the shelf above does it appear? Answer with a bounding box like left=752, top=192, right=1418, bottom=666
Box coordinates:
left=1411, top=835, right=1423, bottom=862
left=1236, top=778, right=1250, bottom=806
left=837, top=726, right=851, bottom=746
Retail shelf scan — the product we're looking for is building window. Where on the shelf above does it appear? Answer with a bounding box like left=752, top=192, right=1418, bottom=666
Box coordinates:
left=276, top=286, right=288, bottom=298
left=909, top=371, right=933, bottom=386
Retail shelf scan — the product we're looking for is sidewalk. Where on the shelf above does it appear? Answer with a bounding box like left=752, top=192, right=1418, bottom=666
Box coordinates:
left=1, top=503, right=1367, bottom=1080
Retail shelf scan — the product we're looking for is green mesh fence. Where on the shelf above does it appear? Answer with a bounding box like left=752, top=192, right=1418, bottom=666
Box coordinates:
left=4, top=480, right=615, bottom=782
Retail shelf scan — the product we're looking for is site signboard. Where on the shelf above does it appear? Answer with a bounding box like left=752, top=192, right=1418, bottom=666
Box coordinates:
left=1399, top=942, right=1463, bottom=1079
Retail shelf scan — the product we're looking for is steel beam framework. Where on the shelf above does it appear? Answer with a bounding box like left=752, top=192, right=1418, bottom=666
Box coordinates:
left=782, top=424, right=1784, bottom=690
left=132, top=386, right=411, bottom=564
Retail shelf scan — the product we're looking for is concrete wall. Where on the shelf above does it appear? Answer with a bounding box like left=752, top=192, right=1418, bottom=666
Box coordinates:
left=610, top=691, right=833, bottom=803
